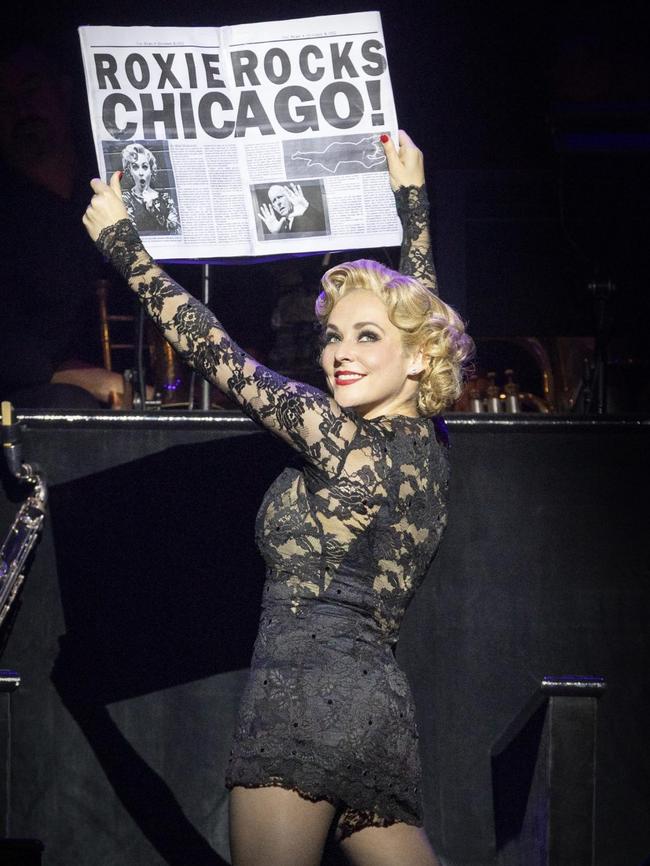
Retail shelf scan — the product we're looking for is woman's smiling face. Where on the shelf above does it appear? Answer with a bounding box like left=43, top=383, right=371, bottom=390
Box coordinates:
left=320, top=289, right=422, bottom=419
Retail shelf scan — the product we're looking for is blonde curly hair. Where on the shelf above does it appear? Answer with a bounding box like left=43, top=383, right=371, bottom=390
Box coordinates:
left=121, top=142, right=158, bottom=179
left=315, top=259, right=474, bottom=416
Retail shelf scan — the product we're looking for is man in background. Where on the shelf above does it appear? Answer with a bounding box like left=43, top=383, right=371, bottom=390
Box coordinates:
left=0, top=36, right=124, bottom=409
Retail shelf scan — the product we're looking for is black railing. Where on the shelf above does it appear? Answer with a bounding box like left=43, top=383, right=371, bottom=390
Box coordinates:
left=492, top=676, right=606, bottom=866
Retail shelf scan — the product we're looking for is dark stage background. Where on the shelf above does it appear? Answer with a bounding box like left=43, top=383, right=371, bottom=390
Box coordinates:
left=8, top=0, right=650, bottom=353
left=1, top=414, right=649, bottom=866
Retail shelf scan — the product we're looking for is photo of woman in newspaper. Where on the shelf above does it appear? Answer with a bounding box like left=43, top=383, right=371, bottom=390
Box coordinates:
left=255, top=179, right=329, bottom=239
left=119, top=142, right=180, bottom=236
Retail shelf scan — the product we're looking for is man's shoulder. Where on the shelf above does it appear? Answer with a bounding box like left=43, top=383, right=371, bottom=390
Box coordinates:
left=292, top=207, right=325, bottom=232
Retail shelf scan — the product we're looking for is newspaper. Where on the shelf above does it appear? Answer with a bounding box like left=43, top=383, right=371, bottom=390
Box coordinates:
left=78, top=13, right=401, bottom=261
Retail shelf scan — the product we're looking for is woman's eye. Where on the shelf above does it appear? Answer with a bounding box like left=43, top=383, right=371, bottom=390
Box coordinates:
left=323, top=332, right=340, bottom=344
left=358, top=331, right=379, bottom=342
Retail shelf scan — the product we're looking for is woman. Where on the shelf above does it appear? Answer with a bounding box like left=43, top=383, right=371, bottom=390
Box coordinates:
left=84, top=131, right=473, bottom=866
left=120, top=142, right=180, bottom=234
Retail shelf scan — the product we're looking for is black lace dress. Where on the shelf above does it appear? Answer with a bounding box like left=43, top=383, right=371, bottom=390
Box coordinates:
left=96, top=186, right=447, bottom=837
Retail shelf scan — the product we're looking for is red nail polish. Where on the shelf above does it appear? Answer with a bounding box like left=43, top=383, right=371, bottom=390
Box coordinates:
left=380, top=134, right=389, bottom=143
left=118, top=171, right=123, bottom=180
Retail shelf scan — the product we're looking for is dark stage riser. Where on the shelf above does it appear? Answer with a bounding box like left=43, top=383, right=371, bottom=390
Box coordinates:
left=1, top=413, right=648, bottom=866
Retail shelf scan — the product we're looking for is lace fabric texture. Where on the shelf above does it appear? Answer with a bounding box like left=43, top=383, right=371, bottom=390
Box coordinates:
left=394, top=185, right=438, bottom=294
left=96, top=185, right=448, bottom=835
left=228, top=413, right=450, bottom=833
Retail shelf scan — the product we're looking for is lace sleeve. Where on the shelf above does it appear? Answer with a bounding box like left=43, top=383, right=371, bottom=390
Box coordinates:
left=96, top=219, right=361, bottom=474
left=394, top=185, right=438, bottom=295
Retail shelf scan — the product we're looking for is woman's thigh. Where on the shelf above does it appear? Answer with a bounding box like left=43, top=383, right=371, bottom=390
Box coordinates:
left=339, top=821, right=441, bottom=866
left=229, top=785, right=337, bottom=866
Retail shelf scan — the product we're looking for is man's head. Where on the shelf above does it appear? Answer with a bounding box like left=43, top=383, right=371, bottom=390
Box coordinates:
left=268, top=185, right=292, bottom=217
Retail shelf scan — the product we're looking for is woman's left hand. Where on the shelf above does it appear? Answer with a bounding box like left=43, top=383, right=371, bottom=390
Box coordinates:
left=381, top=130, right=425, bottom=191
left=82, top=171, right=129, bottom=242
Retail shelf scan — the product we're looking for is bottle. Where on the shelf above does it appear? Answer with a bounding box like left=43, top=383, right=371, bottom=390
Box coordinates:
left=504, top=369, right=520, bottom=413
left=469, top=375, right=483, bottom=413
left=486, top=372, right=501, bottom=413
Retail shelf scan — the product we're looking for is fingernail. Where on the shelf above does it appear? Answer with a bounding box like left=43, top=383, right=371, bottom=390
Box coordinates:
left=380, top=134, right=389, bottom=143
left=118, top=171, right=123, bottom=180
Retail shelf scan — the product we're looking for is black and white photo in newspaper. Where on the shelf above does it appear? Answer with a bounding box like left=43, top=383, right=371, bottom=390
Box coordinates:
left=78, top=13, right=401, bottom=260
left=103, top=140, right=181, bottom=236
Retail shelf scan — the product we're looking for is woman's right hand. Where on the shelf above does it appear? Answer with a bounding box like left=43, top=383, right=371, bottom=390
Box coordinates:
left=381, top=130, right=425, bottom=191
left=82, top=171, right=129, bottom=242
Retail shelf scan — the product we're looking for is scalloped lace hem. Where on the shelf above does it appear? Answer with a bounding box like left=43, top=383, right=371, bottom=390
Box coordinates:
left=225, top=776, right=421, bottom=839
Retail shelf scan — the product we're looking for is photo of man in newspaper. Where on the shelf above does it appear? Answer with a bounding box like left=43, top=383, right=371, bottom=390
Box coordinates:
left=102, top=140, right=181, bottom=237
left=253, top=179, right=329, bottom=240
left=283, top=133, right=388, bottom=180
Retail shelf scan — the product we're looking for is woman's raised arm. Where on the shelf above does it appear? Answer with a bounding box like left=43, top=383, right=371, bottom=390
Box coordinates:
left=83, top=173, right=361, bottom=474
left=381, top=131, right=438, bottom=295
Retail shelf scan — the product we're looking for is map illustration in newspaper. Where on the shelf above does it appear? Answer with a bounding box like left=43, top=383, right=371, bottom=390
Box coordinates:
left=285, top=135, right=387, bottom=179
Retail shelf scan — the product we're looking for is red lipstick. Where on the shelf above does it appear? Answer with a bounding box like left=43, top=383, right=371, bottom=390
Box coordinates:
left=334, top=370, right=367, bottom=386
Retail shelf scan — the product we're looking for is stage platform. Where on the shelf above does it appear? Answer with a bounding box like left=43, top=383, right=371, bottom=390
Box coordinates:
left=1, top=412, right=648, bottom=866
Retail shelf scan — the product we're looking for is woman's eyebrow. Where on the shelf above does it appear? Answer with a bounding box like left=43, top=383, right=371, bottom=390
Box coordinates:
left=354, top=321, right=385, bottom=332
left=325, top=321, right=385, bottom=333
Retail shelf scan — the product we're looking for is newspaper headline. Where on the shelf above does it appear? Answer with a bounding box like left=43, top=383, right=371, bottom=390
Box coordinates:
left=92, top=40, right=388, bottom=140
